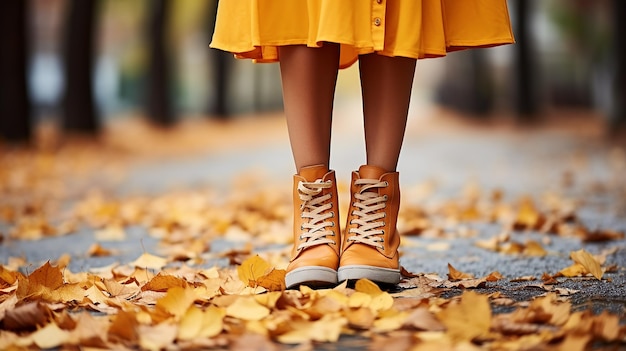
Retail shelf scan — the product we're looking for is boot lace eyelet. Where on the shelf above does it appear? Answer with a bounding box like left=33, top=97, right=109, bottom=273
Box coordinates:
left=383, top=195, right=388, bottom=200
left=330, top=211, right=335, bottom=217
left=384, top=181, right=389, bottom=187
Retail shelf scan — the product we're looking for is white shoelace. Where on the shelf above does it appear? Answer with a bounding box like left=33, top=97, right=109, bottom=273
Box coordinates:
left=297, top=179, right=336, bottom=251
left=348, top=179, right=389, bottom=250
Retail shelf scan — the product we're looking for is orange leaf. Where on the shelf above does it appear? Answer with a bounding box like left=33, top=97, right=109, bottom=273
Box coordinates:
left=142, top=273, right=187, bottom=292
left=447, top=263, right=474, bottom=281
left=485, top=271, right=503, bottom=282
left=254, top=269, right=286, bottom=292
left=29, top=261, right=64, bottom=290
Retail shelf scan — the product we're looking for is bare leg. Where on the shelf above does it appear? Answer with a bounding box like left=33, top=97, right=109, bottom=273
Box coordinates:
left=359, top=54, right=416, bottom=171
left=279, top=44, right=340, bottom=171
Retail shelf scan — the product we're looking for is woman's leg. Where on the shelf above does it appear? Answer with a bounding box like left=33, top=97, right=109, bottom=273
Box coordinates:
left=278, top=43, right=340, bottom=171
left=359, top=54, right=416, bottom=171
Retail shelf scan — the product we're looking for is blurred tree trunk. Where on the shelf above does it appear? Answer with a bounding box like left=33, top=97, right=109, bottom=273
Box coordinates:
left=514, top=0, right=538, bottom=120
left=146, top=0, right=174, bottom=126
left=612, top=0, right=626, bottom=135
left=435, top=51, right=493, bottom=116
left=0, top=0, right=31, bottom=142
left=63, top=0, right=99, bottom=133
left=207, top=0, right=231, bottom=118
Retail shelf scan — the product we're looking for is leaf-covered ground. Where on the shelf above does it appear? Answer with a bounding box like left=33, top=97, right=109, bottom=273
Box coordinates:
left=1, top=114, right=625, bottom=350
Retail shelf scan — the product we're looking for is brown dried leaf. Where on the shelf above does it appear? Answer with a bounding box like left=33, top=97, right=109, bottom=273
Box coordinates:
left=485, top=271, right=503, bottom=282
left=447, top=263, right=474, bottom=281
left=3, top=302, right=52, bottom=331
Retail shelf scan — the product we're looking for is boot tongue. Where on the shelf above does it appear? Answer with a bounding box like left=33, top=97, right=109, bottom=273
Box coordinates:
left=358, top=165, right=388, bottom=180
left=298, top=164, right=329, bottom=182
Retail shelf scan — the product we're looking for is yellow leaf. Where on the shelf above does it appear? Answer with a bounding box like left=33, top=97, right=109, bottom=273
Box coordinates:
left=346, top=308, right=375, bottom=329
left=178, top=305, right=225, bottom=340
left=355, top=278, right=383, bottom=296
left=277, top=316, right=347, bottom=344
left=254, top=291, right=282, bottom=309
left=447, top=263, right=474, bottom=281
left=437, top=291, right=491, bottom=341
left=225, top=296, right=270, bottom=321
left=155, top=286, right=196, bottom=319
left=348, top=292, right=372, bottom=308
left=373, top=311, right=409, bottom=332
left=31, top=322, right=70, bottom=349
left=237, top=255, right=270, bottom=287
left=570, top=249, right=603, bottom=280
left=130, top=253, right=168, bottom=270
left=370, top=292, right=394, bottom=313
left=138, top=322, right=178, bottom=351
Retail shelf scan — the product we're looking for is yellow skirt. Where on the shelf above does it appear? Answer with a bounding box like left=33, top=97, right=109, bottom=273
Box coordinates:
left=210, top=0, right=515, bottom=69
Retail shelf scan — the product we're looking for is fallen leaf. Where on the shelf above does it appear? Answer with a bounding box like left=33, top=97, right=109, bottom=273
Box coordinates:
left=237, top=255, right=271, bottom=287
left=523, top=240, right=547, bottom=256
left=254, top=269, right=286, bottom=292
left=29, top=261, right=64, bottom=290
left=130, top=253, right=168, bottom=270
left=178, top=305, right=225, bottom=340
left=437, top=291, right=491, bottom=341
left=142, top=273, right=187, bottom=292
left=30, top=322, right=70, bottom=349
left=138, top=322, right=178, bottom=351
left=447, top=263, right=474, bottom=281
left=485, top=271, right=503, bottom=282
left=404, top=307, right=446, bottom=331
left=570, top=249, right=603, bottom=280
left=155, top=286, right=196, bottom=319
left=87, top=243, right=113, bottom=257
left=225, top=296, right=270, bottom=321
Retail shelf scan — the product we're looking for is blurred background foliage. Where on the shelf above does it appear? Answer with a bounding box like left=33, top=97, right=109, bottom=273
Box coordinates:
left=0, top=0, right=625, bottom=143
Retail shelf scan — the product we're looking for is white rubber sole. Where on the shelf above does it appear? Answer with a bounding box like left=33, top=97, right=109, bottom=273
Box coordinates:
left=285, top=266, right=338, bottom=289
left=338, top=265, right=401, bottom=284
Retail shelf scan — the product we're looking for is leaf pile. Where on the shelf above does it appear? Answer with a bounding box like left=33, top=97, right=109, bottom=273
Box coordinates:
left=1, top=256, right=624, bottom=350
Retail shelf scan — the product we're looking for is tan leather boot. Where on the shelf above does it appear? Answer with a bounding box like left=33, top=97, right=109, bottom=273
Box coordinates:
left=285, top=165, right=341, bottom=288
left=338, top=165, right=401, bottom=284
